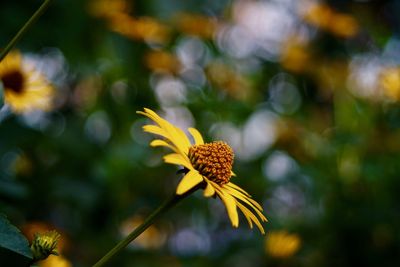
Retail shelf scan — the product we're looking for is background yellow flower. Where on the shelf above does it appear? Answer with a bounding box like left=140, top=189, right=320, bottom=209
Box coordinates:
left=0, top=50, right=54, bottom=113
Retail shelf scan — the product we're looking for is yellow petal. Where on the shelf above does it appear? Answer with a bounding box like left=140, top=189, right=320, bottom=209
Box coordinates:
left=225, top=182, right=251, bottom=197
left=236, top=201, right=265, bottom=234
left=223, top=185, right=263, bottom=211
left=150, top=140, right=177, bottom=152
left=216, top=189, right=239, bottom=227
left=143, top=125, right=168, bottom=139
left=163, top=153, right=193, bottom=170
left=188, top=127, right=204, bottom=145
left=203, top=181, right=216, bottom=197
left=223, top=186, right=267, bottom=222
left=176, top=170, right=203, bottom=195
left=138, top=108, right=191, bottom=154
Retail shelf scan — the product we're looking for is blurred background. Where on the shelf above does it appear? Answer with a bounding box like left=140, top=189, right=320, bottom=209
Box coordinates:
left=1, top=0, right=400, bottom=266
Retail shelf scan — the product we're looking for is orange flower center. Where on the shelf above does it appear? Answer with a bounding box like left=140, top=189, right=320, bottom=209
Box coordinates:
left=188, top=141, right=234, bottom=185
left=1, top=70, right=25, bottom=94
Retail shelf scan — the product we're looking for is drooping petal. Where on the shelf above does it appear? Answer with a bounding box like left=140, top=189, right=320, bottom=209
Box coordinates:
left=223, top=184, right=263, bottom=211
left=216, top=190, right=239, bottom=227
left=176, top=170, right=204, bottom=195
left=236, top=202, right=254, bottom=229
left=203, top=181, right=216, bottom=197
left=236, top=201, right=265, bottom=234
left=222, top=186, right=267, bottom=222
left=225, top=182, right=251, bottom=197
left=164, top=153, right=193, bottom=170
left=188, top=127, right=204, bottom=145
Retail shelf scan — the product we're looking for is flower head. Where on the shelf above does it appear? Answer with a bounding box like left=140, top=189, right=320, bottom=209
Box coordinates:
left=30, top=230, right=61, bottom=261
left=0, top=50, right=54, bottom=113
left=138, top=108, right=267, bottom=233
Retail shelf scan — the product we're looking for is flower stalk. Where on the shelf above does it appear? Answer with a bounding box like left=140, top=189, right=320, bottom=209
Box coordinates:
left=0, top=0, right=53, bottom=62
left=92, top=186, right=199, bottom=267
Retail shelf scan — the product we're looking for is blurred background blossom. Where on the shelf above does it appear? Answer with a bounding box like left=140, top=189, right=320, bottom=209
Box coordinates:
left=1, top=0, right=400, bottom=266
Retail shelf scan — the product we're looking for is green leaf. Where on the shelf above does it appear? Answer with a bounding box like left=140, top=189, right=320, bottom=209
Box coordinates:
left=0, top=213, right=33, bottom=259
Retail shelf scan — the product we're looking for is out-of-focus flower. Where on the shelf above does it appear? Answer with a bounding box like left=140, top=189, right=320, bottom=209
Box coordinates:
left=108, top=15, right=171, bottom=44
left=138, top=108, right=267, bottom=233
left=302, top=3, right=333, bottom=29
left=38, top=255, right=72, bottom=267
left=280, top=38, right=311, bottom=73
left=88, top=0, right=130, bottom=19
left=11, top=153, right=33, bottom=176
left=145, top=51, right=181, bottom=74
left=302, top=3, right=359, bottom=38
left=120, top=215, right=166, bottom=249
left=30, top=230, right=61, bottom=261
left=89, top=0, right=170, bottom=45
left=206, top=62, right=252, bottom=100
left=316, top=61, right=349, bottom=92
left=0, top=50, right=54, bottom=113
left=328, top=13, right=359, bottom=38
left=174, top=13, right=218, bottom=39
left=380, top=67, right=400, bottom=101
left=265, top=230, right=301, bottom=258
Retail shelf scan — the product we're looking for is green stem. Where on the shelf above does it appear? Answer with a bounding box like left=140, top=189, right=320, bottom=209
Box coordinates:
left=0, top=0, right=53, bottom=62
left=92, top=188, right=197, bottom=267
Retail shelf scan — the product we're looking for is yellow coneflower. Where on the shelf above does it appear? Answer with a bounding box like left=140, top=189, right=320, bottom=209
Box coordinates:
left=87, top=0, right=130, bottom=19
left=265, top=230, right=301, bottom=258
left=144, top=50, right=181, bottom=74
left=138, top=108, right=267, bottom=233
left=380, top=67, right=400, bottom=101
left=0, top=50, right=54, bottom=113
left=174, top=13, right=218, bottom=39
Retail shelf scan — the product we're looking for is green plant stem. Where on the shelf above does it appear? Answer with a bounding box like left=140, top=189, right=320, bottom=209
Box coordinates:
left=92, top=189, right=197, bottom=267
left=0, top=0, right=53, bottom=62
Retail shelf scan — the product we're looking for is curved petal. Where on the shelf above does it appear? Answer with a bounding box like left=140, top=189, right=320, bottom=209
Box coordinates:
left=143, top=125, right=169, bottom=139
left=138, top=108, right=191, bottom=154
left=150, top=140, right=177, bottom=152
left=223, top=185, right=263, bottom=211
left=188, top=127, right=204, bottom=145
left=236, top=201, right=265, bottom=234
left=215, top=189, right=239, bottom=227
left=176, top=170, right=203, bottom=195
left=164, top=153, right=193, bottom=170
left=222, top=186, right=267, bottom=222
left=203, top=181, right=216, bottom=197
left=225, top=182, right=251, bottom=197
